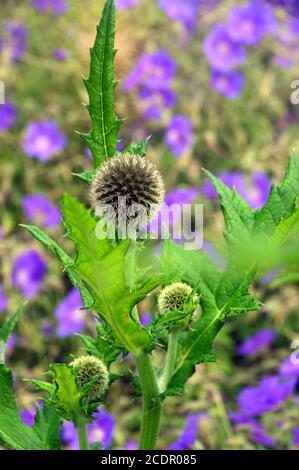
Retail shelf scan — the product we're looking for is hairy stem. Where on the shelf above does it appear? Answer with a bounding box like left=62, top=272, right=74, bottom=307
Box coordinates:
left=76, top=416, right=89, bottom=450
left=134, top=352, right=162, bottom=450
left=158, top=328, right=179, bottom=393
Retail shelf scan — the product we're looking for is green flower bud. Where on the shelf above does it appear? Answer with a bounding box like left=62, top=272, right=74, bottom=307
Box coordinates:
left=70, top=355, right=109, bottom=401
left=158, top=282, right=198, bottom=313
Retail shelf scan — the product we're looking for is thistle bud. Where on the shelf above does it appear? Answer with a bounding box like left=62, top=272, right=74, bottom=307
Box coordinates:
left=90, top=153, right=165, bottom=226
left=158, top=282, right=198, bottom=313
left=70, top=355, right=109, bottom=401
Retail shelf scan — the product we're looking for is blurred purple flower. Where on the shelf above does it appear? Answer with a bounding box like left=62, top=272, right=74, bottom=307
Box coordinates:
left=238, top=329, right=276, bottom=357
left=6, top=334, right=17, bottom=354
left=0, top=102, right=17, bottom=132
left=0, top=284, right=8, bottom=312
left=55, top=288, right=86, bottom=337
left=0, top=23, right=27, bottom=61
left=11, top=250, right=47, bottom=298
left=32, top=0, right=68, bottom=15
left=164, top=115, right=193, bottom=157
left=125, top=441, right=138, bottom=450
left=23, top=121, right=66, bottom=161
left=140, top=312, right=152, bottom=326
left=211, top=70, right=245, bottom=99
left=280, top=356, right=299, bottom=378
left=158, top=0, right=201, bottom=32
left=200, top=171, right=271, bottom=209
left=138, top=86, right=176, bottom=121
left=237, top=375, right=297, bottom=417
left=53, top=48, right=67, bottom=61
left=124, top=50, right=176, bottom=90
left=203, top=25, right=246, bottom=72
left=229, top=412, right=275, bottom=447
left=22, top=193, right=61, bottom=228
left=293, top=426, right=299, bottom=446
left=61, top=407, right=115, bottom=449
left=20, top=405, right=37, bottom=427
left=226, top=1, right=277, bottom=46
left=266, top=0, right=299, bottom=17
left=167, top=413, right=206, bottom=450
left=116, top=0, right=139, bottom=9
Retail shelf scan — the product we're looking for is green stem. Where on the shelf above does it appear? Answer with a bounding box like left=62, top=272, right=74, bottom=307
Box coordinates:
left=134, top=352, right=162, bottom=450
left=0, top=341, right=5, bottom=365
left=158, top=328, right=179, bottom=393
left=76, top=416, right=89, bottom=450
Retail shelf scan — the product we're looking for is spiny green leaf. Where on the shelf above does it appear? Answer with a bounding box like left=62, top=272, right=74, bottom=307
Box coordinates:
left=61, top=193, right=160, bottom=354
left=254, top=154, right=299, bottom=236
left=0, top=304, right=25, bottom=343
left=73, top=169, right=96, bottom=185
left=21, top=224, right=93, bottom=309
left=78, top=322, right=121, bottom=366
left=50, top=364, right=82, bottom=422
left=26, top=379, right=56, bottom=395
left=271, top=208, right=299, bottom=247
left=121, top=138, right=151, bottom=157
left=0, top=365, right=60, bottom=450
left=79, top=0, right=122, bottom=167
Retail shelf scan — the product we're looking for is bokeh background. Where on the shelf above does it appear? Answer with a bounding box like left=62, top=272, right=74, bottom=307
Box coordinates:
left=1, top=0, right=299, bottom=450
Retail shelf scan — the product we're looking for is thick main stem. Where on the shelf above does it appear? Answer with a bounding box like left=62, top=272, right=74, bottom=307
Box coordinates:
left=76, top=416, right=89, bottom=450
left=135, top=352, right=162, bottom=450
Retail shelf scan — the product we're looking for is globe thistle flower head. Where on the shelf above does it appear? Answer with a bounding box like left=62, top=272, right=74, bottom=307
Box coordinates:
left=70, top=355, right=109, bottom=401
left=158, top=282, right=198, bottom=313
left=90, top=153, right=165, bottom=229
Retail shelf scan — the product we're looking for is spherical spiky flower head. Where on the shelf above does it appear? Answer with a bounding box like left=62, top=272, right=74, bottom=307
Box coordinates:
left=90, top=153, right=165, bottom=226
left=158, top=282, right=198, bottom=313
left=70, top=355, right=109, bottom=401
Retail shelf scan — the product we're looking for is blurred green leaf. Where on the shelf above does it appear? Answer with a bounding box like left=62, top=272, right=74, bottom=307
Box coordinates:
left=0, top=304, right=25, bottom=343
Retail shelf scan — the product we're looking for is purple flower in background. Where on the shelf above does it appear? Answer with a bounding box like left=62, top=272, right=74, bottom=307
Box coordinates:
left=11, top=250, right=47, bottom=298
left=125, top=441, right=138, bottom=450
left=237, top=375, right=296, bottom=417
left=168, top=413, right=206, bottom=450
left=238, top=329, right=276, bottom=357
left=164, top=115, right=193, bottom=157
left=280, top=356, right=299, bottom=378
left=226, top=1, right=277, bottom=46
left=20, top=405, right=37, bottom=427
left=266, top=0, right=299, bottom=18
left=6, top=334, right=17, bottom=354
left=0, top=23, right=27, bottom=61
left=293, top=426, right=299, bottom=446
left=53, top=48, right=67, bottom=61
left=138, top=86, right=176, bottom=120
left=32, top=0, right=68, bottom=15
left=211, top=70, right=245, bottom=99
left=200, top=171, right=271, bottom=209
left=23, top=121, right=66, bottom=161
left=55, top=288, right=86, bottom=337
left=0, top=284, right=8, bottom=312
left=229, top=412, right=275, bottom=447
left=0, top=102, right=17, bottom=132
left=203, top=25, right=246, bottom=72
left=124, top=50, right=176, bottom=90
left=140, top=312, right=152, bottom=326
left=61, top=407, right=115, bottom=449
left=116, top=0, right=139, bottom=9
left=158, top=0, right=201, bottom=32
left=22, top=194, right=61, bottom=228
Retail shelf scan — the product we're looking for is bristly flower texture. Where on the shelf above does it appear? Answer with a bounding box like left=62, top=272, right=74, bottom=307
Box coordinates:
left=90, top=153, right=165, bottom=225
left=0, top=102, right=17, bottom=132
left=11, top=250, right=47, bottom=299
left=32, top=0, right=68, bottom=15
left=70, top=356, right=109, bottom=401
left=158, top=282, right=197, bottom=313
left=23, top=121, right=67, bottom=161
left=22, top=194, right=61, bottom=229
left=55, top=288, right=86, bottom=338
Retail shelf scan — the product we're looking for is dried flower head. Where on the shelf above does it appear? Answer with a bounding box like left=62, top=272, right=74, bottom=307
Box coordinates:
left=70, top=355, right=109, bottom=401
left=90, top=153, right=165, bottom=226
left=158, top=282, right=198, bottom=313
